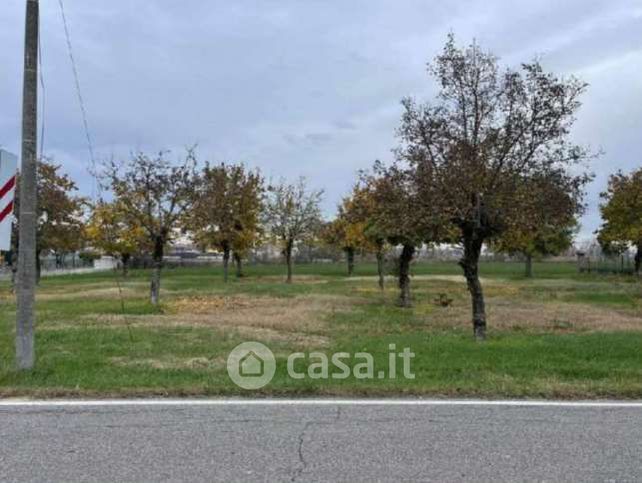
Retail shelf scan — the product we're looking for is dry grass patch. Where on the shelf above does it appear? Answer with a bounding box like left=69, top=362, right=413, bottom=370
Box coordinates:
left=345, top=274, right=500, bottom=284
left=1, top=283, right=143, bottom=303
left=110, top=355, right=226, bottom=370
left=37, top=285, right=146, bottom=301
left=250, top=274, right=331, bottom=284
left=84, top=294, right=359, bottom=348
left=425, top=298, right=642, bottom=332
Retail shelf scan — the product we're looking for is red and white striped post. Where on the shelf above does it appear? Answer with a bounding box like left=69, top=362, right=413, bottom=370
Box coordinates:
left=0, top=150, right=18, bottom=251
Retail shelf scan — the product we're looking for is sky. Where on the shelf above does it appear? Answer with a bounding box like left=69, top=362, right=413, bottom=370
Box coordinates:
left=1, top=0, right=641, bottom=239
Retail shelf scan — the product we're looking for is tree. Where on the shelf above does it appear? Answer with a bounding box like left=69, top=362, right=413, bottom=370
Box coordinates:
left=597, top=168, right=642, bottom=274
left=322, top=193, right=373, bottom=277
left=263, top=178, right=323, bottom=283
left=190, top=162, right=264, bottom=282
left=85, top=201, right=149, bottom=276
left=500, top=222, right=577, bottom=277
left=232, top=229, right=257, bottom=279
left=494, top=173, right=584, bottom=277
left=322, top=219, right=351, bottom=274
left=11, top=160, right=87, bottom=282
left=396, top=35, right=591, bottom=339
left=325, top=181, right=394, bottom=288
left=364, top=162, right=445, bottom=307
left=349, top=184, right=389, bottom=290
left=103, top=151, right=196, bottom=305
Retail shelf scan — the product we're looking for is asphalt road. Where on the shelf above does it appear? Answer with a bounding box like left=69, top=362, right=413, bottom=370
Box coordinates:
left=1, top=400, right=641, bottom=482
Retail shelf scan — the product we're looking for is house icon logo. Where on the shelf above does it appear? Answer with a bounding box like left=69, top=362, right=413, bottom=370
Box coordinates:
left=239, top=351, right=264, bottom=377
left=227, top=342, right=276, bottom=390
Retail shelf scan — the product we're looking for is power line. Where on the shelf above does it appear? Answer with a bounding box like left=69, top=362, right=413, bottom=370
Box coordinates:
left=57, top=0, right=99, bottom=199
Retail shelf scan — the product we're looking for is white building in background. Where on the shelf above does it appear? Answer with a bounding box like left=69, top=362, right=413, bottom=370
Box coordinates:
left=94, top=256, right=118, bottom=270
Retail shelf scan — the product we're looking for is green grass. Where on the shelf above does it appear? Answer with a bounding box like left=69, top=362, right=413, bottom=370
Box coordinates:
left=1, top=261, right=641, bottom=398
left=324, top=331, right=642, bottom=398
left=39, top=259, right=582, bottom=285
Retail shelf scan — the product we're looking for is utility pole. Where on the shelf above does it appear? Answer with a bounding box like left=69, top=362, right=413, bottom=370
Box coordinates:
left=16, top=0, right=39, bottom=370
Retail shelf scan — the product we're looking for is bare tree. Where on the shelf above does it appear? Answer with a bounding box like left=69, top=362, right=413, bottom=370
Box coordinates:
left=263, top=178, right=323, bottom=283
left=397, top=35, right=592, bottom=339
left=103, top=150, right=196, bottom=305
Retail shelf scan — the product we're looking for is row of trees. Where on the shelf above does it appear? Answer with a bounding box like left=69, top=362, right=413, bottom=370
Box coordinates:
left=5, top=154, right=325, bottom=299
left=7, top=36, right=613, bottom=341
left=92, top=153, right=325, bottom=305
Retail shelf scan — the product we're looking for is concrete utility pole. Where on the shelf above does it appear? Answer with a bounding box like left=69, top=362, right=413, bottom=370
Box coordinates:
left=16, top=0, right=39, bottom=370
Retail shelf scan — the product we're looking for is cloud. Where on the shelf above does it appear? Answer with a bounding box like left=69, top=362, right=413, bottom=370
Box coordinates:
left=2, top=0, right=640, bottom=234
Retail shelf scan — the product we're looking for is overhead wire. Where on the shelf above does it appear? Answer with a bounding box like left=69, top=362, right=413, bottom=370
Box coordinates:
left=57, top=1, right=133, bottom=332
left=57, top=0, right=100, bottom=200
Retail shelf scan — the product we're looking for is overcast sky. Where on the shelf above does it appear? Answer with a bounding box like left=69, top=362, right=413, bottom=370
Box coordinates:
left=2, top=0, right=641, bottom=239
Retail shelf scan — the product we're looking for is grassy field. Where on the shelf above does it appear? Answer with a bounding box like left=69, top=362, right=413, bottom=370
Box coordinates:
left=1, top=260, right=641, bottom=399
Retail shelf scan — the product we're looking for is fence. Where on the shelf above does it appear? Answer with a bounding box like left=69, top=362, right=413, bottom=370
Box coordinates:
left=577, top=253, right=637, bottom=275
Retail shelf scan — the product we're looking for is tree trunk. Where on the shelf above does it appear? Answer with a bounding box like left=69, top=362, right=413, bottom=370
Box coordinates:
left=150, top=235, right=164, bottom=306
left=285, top=239, right=293, bottom=284
left=635, top=243, right=641, bottom=276
left=460, top=235, right=486, bottom=341
left=222, top=244, right=230, bottom=283
left=376, top=243, right=385, bottom=291
left=398, top=244, right=415, bottom=308
left=121, top=253, right=131, bottom=277
left=524, top=253, right=533, bottom=278
left=234, top=252, right=243, bottom=278
left=346, top=247, right=355, bottom=277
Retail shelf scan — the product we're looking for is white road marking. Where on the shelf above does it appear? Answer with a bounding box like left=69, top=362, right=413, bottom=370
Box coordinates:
left=1, top=399, right=642, bottom=408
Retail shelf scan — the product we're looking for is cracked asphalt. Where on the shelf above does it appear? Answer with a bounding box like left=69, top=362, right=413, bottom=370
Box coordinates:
left=1, top=402, right=641, bottom=482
